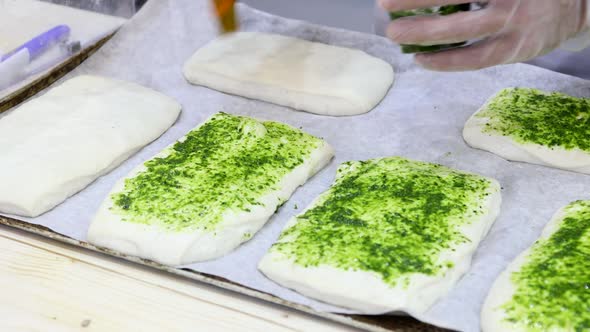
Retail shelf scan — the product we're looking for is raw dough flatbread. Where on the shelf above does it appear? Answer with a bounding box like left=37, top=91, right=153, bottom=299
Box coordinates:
left=464, top=88, right=590, bottom=174
left=259, top=157, right=501, bottom=315
left=88, top=113, right=334, bottom=266
left=0, top=75, right=181, bottom=217
left=481, top=200, right=590, bottom=332
left=183, top=32, right=394, bottom=116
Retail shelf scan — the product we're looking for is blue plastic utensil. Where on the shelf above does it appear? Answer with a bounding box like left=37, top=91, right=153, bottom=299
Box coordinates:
left=1, top=25, right=71, bottom=62
left=0, top=25, right=71, bottom=90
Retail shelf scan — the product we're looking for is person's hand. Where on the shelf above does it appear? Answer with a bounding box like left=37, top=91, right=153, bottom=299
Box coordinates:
left=378, top=0, right=589, bottom=71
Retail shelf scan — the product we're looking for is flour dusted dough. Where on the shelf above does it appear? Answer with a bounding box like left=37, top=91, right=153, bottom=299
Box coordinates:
left=0, top=75, right=181, bottom=217
left=183, top=32, right=394, bottom=116
left=259, top=158, right=501, bottom=315
left=464, top=88, right=590, bottom=174
left=87, top=114, right=334, bottom=266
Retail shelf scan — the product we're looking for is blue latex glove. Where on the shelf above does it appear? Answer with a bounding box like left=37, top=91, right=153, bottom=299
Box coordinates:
left=379, top=0, right=590, bottom=71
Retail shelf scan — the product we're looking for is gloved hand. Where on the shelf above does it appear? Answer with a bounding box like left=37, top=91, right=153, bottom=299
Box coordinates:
left=378, top=0, right=590, bottom=71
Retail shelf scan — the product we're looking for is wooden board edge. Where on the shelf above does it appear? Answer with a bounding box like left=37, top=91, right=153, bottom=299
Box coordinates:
left=0, top=215, right=451, bottom=332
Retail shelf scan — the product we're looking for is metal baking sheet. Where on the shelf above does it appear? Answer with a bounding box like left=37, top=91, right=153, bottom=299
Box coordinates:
left=0, top=2, right=449, bottom=330
left=2, top=0, right=590, bottom=331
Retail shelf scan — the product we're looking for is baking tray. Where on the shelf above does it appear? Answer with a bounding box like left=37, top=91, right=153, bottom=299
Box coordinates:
left=15, top=1, right=588, bottom=330
left=0, top=215, right=448, bottom=332
left=0, top=34, right=447, bottom=332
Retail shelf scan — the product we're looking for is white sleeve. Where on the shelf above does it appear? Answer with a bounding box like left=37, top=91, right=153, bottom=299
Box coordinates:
left=561, top=4, right=590, bottom=51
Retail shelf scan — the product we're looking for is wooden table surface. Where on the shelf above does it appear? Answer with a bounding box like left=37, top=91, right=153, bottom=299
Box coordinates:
left=0, top=225, right=359, bottom=332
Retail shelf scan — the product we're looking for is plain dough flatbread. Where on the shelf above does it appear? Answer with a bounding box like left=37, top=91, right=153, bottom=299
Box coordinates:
left=183, top=32, right=394, bottom=116
left=0, top=75, right=181, bottom=217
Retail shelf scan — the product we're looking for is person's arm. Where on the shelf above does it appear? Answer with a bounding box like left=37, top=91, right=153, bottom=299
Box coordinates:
left=562, top=3, right=590, bottom=51
left=378, top=0, right=590, bottom=71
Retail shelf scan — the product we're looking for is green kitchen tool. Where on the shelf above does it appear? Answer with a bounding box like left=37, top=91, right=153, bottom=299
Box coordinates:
left=390, top=4, right=470, bottom=54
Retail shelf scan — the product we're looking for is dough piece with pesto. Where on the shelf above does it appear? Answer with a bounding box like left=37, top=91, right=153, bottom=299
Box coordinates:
left=259, top=157, right=501, bottom=314
left=0, top=75, right=181, bottom=217
left=464, top=88, right=590, bottom=174
left=183, top=32, right=394, bottom=116
left=481, top=200, right=590, bottom=332
left=88, top=113, right=334, bottom=266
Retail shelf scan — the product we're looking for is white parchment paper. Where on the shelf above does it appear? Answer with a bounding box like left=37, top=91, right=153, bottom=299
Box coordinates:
left=4, top=1, right=590, bottom=331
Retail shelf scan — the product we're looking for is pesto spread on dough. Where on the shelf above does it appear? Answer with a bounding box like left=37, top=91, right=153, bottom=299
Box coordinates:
left=502, top=200, right=590, bottom=331
left=271, top=157, right=496, bottom=287
left=478, top=88, right=590, bottom=151
left=110, top=112, right=322, bottom=232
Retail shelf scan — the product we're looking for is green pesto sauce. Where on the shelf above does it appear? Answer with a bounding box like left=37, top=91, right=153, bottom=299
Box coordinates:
left=110, top=112, right=322, bottom=232
left=271, top=157, right=495, bottom=287
left=478, top=88, right=590, bottom=151
left=502, top=200, right=590, bottom=331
